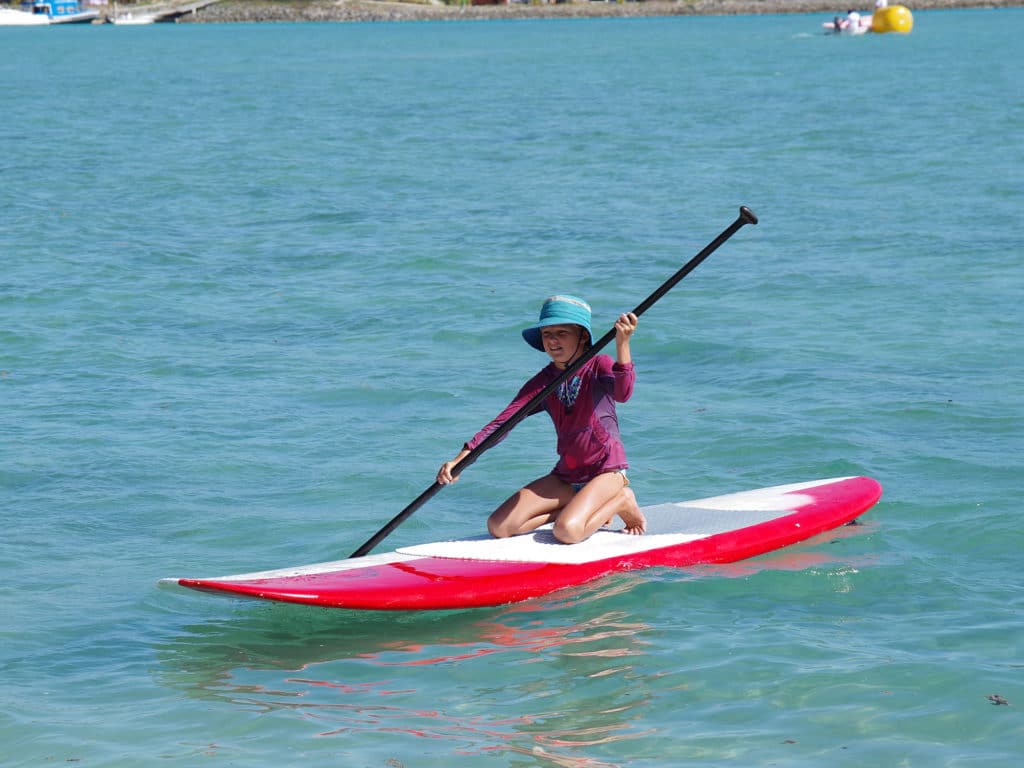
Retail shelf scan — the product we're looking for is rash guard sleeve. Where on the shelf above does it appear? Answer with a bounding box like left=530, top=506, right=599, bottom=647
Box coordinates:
left=464, top=369, right=548, bottom=453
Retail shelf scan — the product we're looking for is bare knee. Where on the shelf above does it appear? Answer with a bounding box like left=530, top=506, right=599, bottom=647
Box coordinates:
left=488, top=515, right=516, bottom=539
left=552, top=517, right=586, bottom=545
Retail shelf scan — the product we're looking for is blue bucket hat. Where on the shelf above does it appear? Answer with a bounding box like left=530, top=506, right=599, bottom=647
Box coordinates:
left=522, top=295, right=593, bottom=351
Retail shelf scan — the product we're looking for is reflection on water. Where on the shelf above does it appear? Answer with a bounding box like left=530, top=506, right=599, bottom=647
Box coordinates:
left=155, top=531, right=878, bottom=764
left=157, top=574, right=656, bottom=764
left=689, top=521, right=883, bottom=580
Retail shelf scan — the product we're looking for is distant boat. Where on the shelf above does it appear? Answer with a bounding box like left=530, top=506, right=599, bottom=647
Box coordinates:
left=823, top=5, right=914, bottom=35
left=823, top=10, right=872, bottom=35
left=111, top=10, right=156, bottom=23
left=10, top=0, right=101, bottom=24
left=0, top=5, right=51, bottom=23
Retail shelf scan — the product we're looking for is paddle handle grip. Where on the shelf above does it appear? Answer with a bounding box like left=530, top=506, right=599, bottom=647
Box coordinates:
left=349, top=206, right=757, bottom=558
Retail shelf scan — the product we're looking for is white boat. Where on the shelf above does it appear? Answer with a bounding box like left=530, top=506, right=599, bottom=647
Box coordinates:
left=111, top=11, right=156, bottom=23
left=0, top=6, right=51, bottom=23
left=823, top=10, right=873, bottom=35
left=823, top=5, right=914, bottom=35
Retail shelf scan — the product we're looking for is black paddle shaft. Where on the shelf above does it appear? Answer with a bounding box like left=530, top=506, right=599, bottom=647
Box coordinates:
left=349, top=206, right=758, bottom=558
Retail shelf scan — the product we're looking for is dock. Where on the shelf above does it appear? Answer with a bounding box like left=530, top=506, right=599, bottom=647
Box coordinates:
left=107, top=0, right=221, bottom=23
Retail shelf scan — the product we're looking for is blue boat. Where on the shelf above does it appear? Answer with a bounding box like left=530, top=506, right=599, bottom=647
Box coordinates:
left=19, top=0, right=101, bottom=23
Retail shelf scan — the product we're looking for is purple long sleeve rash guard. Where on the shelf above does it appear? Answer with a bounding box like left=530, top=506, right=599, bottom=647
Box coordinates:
left=465, top=355, right=635, bottom=484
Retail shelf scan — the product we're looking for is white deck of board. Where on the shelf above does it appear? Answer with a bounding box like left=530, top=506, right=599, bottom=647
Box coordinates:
left=160, top=478, right=851, bottom=583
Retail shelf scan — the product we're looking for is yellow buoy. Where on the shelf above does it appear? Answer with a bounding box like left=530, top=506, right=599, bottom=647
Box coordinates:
left=871, top=5, right=914, bottom=34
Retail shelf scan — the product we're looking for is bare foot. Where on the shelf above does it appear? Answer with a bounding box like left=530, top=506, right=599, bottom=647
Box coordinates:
left=618, top=488, right=646, bottom=535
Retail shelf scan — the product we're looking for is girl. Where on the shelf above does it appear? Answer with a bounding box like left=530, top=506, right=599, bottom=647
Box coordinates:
left=437, top=295, right=646, bottom=544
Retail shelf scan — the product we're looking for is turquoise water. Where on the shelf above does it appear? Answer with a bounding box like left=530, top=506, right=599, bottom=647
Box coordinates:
left=2, top=9, right=1022, bottom=766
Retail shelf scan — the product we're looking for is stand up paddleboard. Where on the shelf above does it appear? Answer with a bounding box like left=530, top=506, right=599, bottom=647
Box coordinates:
left=160, top=476, right=881, bottom=610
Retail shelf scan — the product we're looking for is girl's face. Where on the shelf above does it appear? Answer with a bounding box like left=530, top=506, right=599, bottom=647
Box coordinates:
left=541, top=324, right=585, bottom=368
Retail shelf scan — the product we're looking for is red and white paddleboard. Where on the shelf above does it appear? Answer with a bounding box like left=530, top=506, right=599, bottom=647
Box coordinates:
left=161, top=476, right=881, bottom=611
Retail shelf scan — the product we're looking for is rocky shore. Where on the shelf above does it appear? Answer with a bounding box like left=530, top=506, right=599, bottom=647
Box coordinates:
left=177, top=0, right=1020, bottom=24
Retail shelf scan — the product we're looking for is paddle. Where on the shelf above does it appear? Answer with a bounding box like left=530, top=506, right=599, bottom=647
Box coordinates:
left=349, top=205, right=758, bottom=558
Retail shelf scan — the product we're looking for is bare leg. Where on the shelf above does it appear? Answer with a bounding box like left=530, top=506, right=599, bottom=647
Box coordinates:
left=589, top=484, right=646, bottom=536
left=552, top=472, right=646, bottom=544
left=612, top=487, right=646, bottom=535
left=488, top=474, right=575, bottom=538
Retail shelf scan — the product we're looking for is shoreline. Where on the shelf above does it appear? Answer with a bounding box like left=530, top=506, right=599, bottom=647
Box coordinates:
left=177, top=0, right=1022, bottom=23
